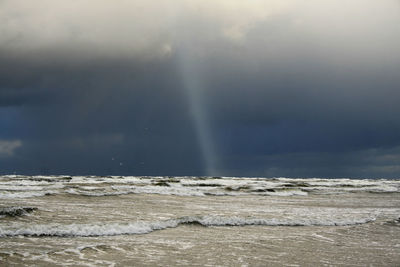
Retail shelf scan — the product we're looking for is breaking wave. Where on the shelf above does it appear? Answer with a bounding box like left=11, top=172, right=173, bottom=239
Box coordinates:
left=0, top=191, right=56, bottom=199
left=67, top=186, right=206, bottom=197
left=0, top=175, right=399, bottom=199
left=0, top=215, right=375, bottom=237
left=0, top=207, right=37, bottom=218
left=66, top=186, right=308, bottom=197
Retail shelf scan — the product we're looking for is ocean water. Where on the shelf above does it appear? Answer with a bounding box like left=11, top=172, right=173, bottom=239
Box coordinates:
left=0, top=175, right=399, bottom=266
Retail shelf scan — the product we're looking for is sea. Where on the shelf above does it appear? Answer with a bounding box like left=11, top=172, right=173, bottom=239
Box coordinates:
left=0, top=175, right=399, bottom=266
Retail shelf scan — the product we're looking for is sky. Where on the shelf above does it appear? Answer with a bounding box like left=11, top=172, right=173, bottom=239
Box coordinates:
left=1, top=0, right=400, bottom=178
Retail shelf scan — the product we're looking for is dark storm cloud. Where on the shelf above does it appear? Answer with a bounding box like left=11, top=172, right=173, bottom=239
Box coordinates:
left=1, top=0, right=400, bottom=177
left=0, top=52, right=205, bottom=175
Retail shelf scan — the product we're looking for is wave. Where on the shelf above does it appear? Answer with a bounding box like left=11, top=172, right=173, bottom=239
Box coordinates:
left=384, top=217, right=400, bottom=226
left=67, top=186, right=206, bottom=197
left=0, top=190, right=57, bottom=199
left=67, top=186, right=308, bottom=197
left=0, top=207, right=37, bottom=218
left=1, top=176, right=399, bottom=199
left=257, top=190, right=308, bottom=196
left=65, top=188, right=131, bottom=197
left=0, top=215, right=375, bottom=237
left=0, top=184, right=64, bottom=191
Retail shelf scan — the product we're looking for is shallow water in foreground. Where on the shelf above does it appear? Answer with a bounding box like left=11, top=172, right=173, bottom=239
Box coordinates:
left=0, top=175, right=399, bottom=266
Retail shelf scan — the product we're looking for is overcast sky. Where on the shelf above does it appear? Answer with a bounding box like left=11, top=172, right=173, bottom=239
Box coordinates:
left=1, top=0, right=400, bottom=178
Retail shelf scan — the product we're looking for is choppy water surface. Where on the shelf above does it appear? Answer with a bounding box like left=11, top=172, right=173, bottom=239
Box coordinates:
left=0, top=175, right=399, bottom=266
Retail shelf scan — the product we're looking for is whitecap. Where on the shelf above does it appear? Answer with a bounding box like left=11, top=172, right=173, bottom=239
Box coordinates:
left=0, top=190, right=57, bottom=199
left=0, top=215, right=376, bottom=237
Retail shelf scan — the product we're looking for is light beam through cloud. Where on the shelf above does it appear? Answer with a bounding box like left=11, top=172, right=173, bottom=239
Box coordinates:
left=178, top=49, right=218, bottom=176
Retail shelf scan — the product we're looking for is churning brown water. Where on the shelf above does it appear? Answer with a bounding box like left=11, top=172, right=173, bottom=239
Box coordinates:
left=1, top=175, right=399, bottom=266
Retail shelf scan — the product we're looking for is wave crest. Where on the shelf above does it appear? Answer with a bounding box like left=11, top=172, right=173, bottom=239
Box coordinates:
left=0, top=215, right=375, bottom=237
left=0, top=207, right=37, bottom=218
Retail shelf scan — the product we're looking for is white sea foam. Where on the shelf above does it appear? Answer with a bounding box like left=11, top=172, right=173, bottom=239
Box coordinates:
left=66, top=188, right=130, bottom=197
left=259, top=190, right=308, bottom=196
left=66, top=186, right=206, bottom=197
left=123, top=186, right=206, bottom=196
left=0, top=190, right=57, bottom=199
left=0, top=215, right=376, bottom=237
left=0, top=184, right=64, bottom=191
left=0, top=207, right=37, bottom=217
left=0, top=175, right=399, bottom=199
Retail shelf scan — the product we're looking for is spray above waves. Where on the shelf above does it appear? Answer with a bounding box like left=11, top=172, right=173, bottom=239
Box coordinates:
left=0, top=215, right=376, bottom=237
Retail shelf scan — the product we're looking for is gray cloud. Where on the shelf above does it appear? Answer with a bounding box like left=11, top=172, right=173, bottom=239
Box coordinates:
left=220, top=145, right=400, bottom=178
left=1, top=0, right=400, bottom=177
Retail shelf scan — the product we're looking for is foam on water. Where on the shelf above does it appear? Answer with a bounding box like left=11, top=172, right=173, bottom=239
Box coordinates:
left=0, top=207, right=37, bottom=217
left=111, top=185, right=206, bottom=197
left=0, top=184, right=64, bottom=191
left=0, top=190, right=57, bottom=199
left=0, top=215, right=376, bottom=237
left=0, top=175, right=399, bottom=199
left=0, top=175, right=399, bottom=266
